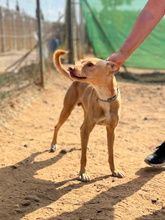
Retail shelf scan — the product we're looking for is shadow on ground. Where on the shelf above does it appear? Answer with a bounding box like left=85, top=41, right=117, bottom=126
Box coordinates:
left=116, top=71, right=165, bottom=84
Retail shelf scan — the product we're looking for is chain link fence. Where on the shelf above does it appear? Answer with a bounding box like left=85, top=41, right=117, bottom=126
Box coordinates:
left=0, top=0, right=85, bottom=100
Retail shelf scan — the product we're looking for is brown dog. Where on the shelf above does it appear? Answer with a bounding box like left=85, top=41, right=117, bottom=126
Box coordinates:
left=50, top=49, right=124, bottom=182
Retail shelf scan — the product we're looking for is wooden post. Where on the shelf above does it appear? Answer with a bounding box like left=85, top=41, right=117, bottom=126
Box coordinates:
left=66, top=0, right=78, bottom=63
left=36, top=0, right=45, bottom=87
left=67, top=0, right=74, bottom=63
left=72, top=0, right=77, bottom=63
left=79, top=1, right=85, bottom=59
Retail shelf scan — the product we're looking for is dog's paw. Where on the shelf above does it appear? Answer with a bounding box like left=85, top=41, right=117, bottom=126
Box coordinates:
left=112, top=170, right=125, bottom=178
left=50, top=144, right=58, bottom=153
left=78, top=173, right=90, bottom=182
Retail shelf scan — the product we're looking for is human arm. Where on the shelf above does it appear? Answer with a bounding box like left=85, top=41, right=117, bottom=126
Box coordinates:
left=107, top=0, right=165, bottom=67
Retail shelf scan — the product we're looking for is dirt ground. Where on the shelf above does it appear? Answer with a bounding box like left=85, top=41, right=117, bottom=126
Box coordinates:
left=0, top=67, right=165, bottom=220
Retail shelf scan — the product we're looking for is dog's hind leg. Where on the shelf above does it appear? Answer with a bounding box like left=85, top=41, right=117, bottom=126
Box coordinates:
left=50, top=83, right=79, bottom=152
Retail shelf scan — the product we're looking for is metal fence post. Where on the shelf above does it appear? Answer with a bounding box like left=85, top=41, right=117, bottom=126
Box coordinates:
left=22, top=15, right=26, bottom=50
left=0, top=7, right=6, bottom=52
left=36, top=0, right=45, bottom=87
left=13, top=13, right=17, bottom=50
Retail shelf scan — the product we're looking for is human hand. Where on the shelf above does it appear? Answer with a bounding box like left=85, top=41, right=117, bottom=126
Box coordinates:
left=106, top=50, right=127, bottom=67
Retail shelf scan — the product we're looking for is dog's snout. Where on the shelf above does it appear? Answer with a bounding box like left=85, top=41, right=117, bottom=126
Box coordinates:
left=68, top=66, right=74, bottom=72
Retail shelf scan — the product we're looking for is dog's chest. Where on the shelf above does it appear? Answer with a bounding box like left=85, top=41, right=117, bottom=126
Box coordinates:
left=97, top=104, right=119, bottom=126
left=97, top=113, right=117, bottom=126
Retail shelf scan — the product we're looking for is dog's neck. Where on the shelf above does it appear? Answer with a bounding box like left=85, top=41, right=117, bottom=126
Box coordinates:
left=93, top=78, right=118, bottom=102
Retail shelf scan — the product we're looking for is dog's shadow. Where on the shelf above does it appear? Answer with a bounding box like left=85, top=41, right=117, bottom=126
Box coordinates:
left=0, top=149, right=113, bottom=220
left=0, top=150, right=70, bottom=220
left=47, top=167, right=164, bottom=220
left=1, top=150, right=164, bottom=220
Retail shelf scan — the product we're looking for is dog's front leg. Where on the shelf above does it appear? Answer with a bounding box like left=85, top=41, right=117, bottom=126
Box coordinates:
left=78, top=122, right=94, bottom=182
left=50, top=86, right=78, bottom=152
left=106, top=126, right=125, bottom=178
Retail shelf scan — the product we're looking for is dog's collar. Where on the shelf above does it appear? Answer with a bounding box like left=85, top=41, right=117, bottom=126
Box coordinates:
left=98, top=88, right=119, bottom=102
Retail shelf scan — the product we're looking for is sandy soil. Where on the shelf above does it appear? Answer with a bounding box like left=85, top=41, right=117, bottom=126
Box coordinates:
left=0, top=68, right=165, bottom=220
left=0, top=51, right=38, bottom=73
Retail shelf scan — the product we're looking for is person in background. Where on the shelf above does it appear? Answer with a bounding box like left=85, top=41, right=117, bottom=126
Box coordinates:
left=107, top=0, right=165, bottom=167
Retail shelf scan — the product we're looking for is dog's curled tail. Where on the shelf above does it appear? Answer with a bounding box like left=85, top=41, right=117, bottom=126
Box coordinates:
left=53, top=49, right=72, bottom=80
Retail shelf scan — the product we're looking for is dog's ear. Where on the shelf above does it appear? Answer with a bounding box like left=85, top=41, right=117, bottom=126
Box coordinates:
left=107, top=61, right=119, bottom=73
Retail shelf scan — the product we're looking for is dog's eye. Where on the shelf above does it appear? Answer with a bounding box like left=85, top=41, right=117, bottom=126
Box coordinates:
left=87, top=62, right=94, bottom=67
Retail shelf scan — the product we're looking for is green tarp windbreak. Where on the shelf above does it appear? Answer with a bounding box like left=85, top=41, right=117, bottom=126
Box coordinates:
left=80, top=0, right=165, bottom=69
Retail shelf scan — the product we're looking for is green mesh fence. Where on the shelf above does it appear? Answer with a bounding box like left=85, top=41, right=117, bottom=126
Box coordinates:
left=80, top=0, right=165, bottom=69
